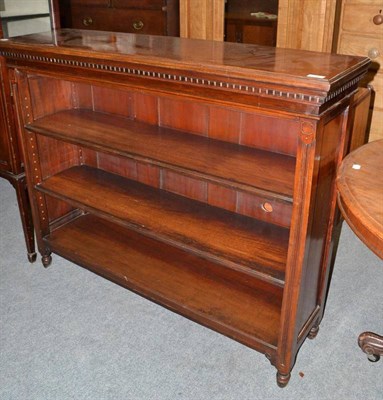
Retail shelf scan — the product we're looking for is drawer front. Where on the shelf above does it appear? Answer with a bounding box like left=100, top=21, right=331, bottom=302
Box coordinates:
left=341, top=2, right=383, bottom=35
left=338, top=32, right=382, bottom=66
left=369, top=108, right=383, bottom=141
left=70, top=7, right=166, bottom=35
left=113, top=0, right=165, bottom=10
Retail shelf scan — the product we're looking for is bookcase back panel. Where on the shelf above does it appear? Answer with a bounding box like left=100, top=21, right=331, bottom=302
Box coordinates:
left=27, top=76, right=300, bottom=156
left=28, top=76, right=74, bottom=120
left=31, top=126, right=293, bottom=228
left=45, top=196, right=77, bottom=225
left=94, top=151, right=293, bottom=226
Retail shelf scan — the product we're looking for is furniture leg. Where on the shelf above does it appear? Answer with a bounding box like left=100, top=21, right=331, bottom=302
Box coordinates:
left=358, top=331, right=383, bottom=362
left=276, top=371, right=291, bottom=388
left=308, top=325, right=320, bottom=339
left=13, top=176, right=36, bottom=262
left=1, top=173, right=36, bottom=262
left=42, top=252, right=52, bottom=268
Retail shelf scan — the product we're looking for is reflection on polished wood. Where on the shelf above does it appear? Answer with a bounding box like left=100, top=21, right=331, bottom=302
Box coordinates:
left=336, top=139, right=383, bottom=362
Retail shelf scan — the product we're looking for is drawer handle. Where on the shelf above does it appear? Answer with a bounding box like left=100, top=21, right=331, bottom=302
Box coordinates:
left=373, top=11, right=382, bottom=25
left=132, top=20, right=144, bottom=30
left=261, top=202, right=273, bottom=213
left=368, top=48, right=380, bottom=60
left=82, top=17, right=93, bottom=27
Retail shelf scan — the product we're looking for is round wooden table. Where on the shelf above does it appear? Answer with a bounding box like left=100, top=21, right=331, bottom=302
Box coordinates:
left=336, top=139, right=383, bottom=362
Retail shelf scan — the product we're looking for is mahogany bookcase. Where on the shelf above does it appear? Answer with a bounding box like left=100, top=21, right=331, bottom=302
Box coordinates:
left=0, top=29, right=369, bottom=386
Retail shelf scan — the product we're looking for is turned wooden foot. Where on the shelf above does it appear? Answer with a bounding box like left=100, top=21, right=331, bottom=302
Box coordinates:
left=358, top=331, right=383, bottom=362
left=28, top=252, right=37, bottom=263
left=42, top=253, right=52, bottom=268
left=276, top=372, right=291, bottom=388
left=308, top=325, right=320, bottom=339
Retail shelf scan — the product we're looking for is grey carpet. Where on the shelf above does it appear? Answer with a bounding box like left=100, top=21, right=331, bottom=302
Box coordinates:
left=0, top=178, right=382, bottom=400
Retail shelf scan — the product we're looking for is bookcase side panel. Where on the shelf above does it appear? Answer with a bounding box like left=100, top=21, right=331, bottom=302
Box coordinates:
left=37, top=135, right=80, bottom=223
left=276, top=117, right=318, bottom=376
left=28, top=75, right=75, bottom=120
left=295, top=108, right=350, bottom=337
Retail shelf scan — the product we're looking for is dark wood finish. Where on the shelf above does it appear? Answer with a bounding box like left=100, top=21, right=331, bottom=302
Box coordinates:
left=48, top=0, right=61, bottom=30
left=0, top=29, right=370, bottom=387
left=0, top=22, right=36, bottom=262
left=348, top=87, right=372, bottom=152
left=225, top=0, right=278, bottom=45
left=226, top=0, right=279, bottom=14
left=56, top=0, right=179, bottom=37
left=36, top=165, right=290, bottom=285
left=44, top=213, right=283, bottom=351
left=27, top=109, right=296, bottom=199
left=225, top=13, right=277, bottom=46
left=336, top=139, right=383, bottom=362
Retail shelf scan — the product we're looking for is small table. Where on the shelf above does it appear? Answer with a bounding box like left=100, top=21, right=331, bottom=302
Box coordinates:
left=336, top=139, right=383, bottom=362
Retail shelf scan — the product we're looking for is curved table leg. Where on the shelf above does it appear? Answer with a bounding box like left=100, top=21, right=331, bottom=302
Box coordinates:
left=358, top=331, right=383, bottom=362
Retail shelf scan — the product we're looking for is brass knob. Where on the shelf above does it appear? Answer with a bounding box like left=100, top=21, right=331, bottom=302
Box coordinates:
left=261, top=202, right=273, bottom=213
left=373, top=11, right=383, bottom=25
left=368, top=47, right=380, bottom=59
left=82, top=17, right=93, bottom=26
left=132, top=20, right=144, bottom=30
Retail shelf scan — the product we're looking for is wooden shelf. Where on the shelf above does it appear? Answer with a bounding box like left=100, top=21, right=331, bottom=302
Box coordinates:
left=37, top=166, right=289, bottom=285
left=44, top=213, right=283, bottom=351
left=27, top=109, right=296, bottom=200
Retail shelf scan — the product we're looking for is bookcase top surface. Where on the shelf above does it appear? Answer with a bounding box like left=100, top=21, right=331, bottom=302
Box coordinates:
left=0, top=29, right=369, bottom=90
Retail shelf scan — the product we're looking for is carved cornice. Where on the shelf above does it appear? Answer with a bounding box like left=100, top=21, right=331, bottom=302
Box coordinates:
left=0, top=50, right=362, bottom=108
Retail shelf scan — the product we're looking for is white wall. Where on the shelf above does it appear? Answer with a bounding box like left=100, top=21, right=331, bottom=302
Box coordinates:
left=1, top=0, right=49, bottom=17
left=0, top=0, right=51, bottom=37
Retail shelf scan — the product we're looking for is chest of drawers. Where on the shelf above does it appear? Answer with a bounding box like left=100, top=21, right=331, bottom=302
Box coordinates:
left=336, top=0, right=383, bottom=141
left=57, top=0, right=179, bottom=36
